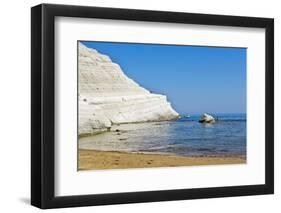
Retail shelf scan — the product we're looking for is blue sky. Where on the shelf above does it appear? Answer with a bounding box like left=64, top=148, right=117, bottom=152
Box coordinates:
left=81, top=41, right=246, bottom=114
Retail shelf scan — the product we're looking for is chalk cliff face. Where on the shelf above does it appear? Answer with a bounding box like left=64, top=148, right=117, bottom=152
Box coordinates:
left=78, top=43, right=179, bottom=135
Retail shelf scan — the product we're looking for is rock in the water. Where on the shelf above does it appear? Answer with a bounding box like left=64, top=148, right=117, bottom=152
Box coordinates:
left=199, top=113, right=215, bottom=123
left=78, top=43, right=179, bottom=135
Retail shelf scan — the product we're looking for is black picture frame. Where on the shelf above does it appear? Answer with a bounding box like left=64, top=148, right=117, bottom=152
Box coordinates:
left=31, top=3, right=274, bottom=209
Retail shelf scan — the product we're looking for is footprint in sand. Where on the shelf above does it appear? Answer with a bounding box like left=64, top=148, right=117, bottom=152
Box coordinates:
left=147, top=160, right=153, bottom=164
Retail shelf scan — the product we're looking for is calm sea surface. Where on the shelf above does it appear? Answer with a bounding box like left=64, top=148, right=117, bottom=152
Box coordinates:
left=79, top=114, right=246, bottom=157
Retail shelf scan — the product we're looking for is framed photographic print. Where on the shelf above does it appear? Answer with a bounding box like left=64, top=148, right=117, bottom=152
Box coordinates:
left=31, top=3, right=274, bottom=209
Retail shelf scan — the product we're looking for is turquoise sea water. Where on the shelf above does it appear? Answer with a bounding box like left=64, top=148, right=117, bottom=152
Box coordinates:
left=79, top=113, right=246, bottom=157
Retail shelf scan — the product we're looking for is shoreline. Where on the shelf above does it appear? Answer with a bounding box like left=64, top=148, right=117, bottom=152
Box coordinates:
left=78, top=118, right=181, bottom=138
left=78, top=149, right=246, bottom=170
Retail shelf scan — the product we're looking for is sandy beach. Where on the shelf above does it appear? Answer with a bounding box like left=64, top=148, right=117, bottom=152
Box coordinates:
left=78, top=149, right=246, bottom=170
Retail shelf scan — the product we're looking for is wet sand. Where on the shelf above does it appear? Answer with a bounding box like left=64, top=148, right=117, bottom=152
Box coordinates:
left=78, top=149, right=246, bottom=170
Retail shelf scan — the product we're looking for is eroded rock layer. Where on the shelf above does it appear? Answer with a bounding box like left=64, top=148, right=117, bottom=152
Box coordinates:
left=79, top=43, right=179, bottom=135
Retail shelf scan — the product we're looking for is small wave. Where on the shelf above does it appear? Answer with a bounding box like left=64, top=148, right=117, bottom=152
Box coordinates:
left=218, top=119, right=246, bottom=122
left=178, top=119, right=246, bottom=122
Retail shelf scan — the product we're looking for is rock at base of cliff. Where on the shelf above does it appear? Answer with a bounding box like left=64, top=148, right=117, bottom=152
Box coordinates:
left=199, top=113, right=215, bottom=123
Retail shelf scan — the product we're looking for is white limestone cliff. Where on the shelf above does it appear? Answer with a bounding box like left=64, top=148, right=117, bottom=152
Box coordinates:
left=78, top=43, right=179, bottom=135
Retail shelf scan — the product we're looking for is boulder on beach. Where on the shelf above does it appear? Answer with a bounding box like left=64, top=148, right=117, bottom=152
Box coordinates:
left=199, top=113, right=215, bottom=123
